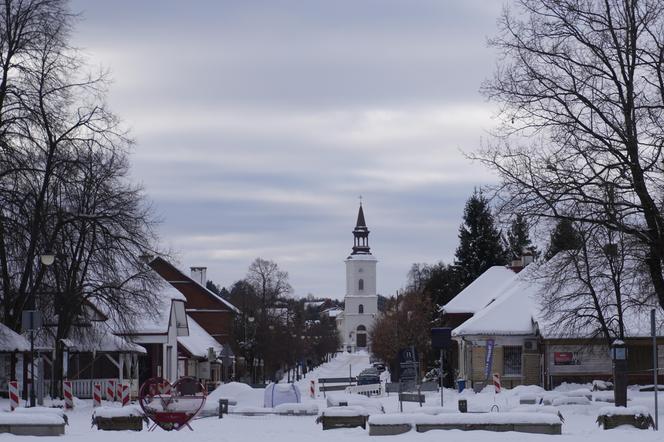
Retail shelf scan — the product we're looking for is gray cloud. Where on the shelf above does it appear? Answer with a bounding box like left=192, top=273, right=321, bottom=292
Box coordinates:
left=69, top=0, right=504, bottom=298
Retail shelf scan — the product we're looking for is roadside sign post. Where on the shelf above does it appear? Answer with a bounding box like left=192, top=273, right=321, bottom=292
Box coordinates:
left=431, top=328, right=452, bottom=406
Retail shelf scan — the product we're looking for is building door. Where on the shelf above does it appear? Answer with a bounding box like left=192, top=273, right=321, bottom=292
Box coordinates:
left=356, top=325, right=367, bottom=348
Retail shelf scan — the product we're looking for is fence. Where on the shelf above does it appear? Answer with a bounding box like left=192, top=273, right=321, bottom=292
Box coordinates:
left=43, top=378, right=138, bottom=399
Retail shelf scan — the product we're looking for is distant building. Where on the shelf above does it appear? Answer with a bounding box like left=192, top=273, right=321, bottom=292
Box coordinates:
left=336, top=204, right=378, bottom=352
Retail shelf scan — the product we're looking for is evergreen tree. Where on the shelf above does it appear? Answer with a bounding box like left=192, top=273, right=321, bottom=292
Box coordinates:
left=545, top=219, right=582, bottom=259
left=506, top=214, right=535, bottom=260
left=454, top=191, right=507, bottom=285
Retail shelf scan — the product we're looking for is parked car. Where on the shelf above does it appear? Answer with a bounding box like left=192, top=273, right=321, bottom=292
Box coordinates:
left=372, top=362, right=386, bottom=373
left=357, top=368, right=381, bottom=385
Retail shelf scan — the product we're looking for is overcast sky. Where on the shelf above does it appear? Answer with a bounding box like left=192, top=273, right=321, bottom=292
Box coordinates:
left=69, top=0, right=504, bottom=299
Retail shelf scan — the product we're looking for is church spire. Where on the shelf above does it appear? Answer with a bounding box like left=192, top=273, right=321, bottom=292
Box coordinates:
left=352, top=203, right=371, bottom=255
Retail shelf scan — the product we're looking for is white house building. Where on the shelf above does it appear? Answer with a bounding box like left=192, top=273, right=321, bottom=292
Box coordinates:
left=337, top=205, right=378, bottom=352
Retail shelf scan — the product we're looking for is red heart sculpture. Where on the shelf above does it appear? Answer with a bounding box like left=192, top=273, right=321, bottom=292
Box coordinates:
left=139, top=377, right=207, bottom=431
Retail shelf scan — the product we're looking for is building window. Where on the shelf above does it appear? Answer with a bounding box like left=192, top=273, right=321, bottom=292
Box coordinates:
left=359, top=304, right=364, bottom=314
left=358, top=279, right=364, bottom=290
left=503, top=346, right=522, bottom=376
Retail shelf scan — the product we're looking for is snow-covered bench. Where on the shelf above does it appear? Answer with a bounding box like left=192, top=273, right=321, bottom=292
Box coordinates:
left=274, top=403, right=319, bottom=416
left=596, top=406, right=654, bottom=430
left=92, top=405, right=145, bottom=431
left=368, top=412, right=563, bottom=435
left=317, top=406, right=370, bottom=430
left=0, top=411, right=66, bottom=436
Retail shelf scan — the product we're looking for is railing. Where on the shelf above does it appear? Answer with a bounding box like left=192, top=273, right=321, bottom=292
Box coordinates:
left=345, top=383, right=382, bottom=397
left=43, top=378, right=138, bottom=399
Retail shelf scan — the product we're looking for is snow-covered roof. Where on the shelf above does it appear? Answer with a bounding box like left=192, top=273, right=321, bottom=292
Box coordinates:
left=442, top=266, right=516, bottom=314
left=128, top=286, right=187, bottom=334
left=322, top=307, right=343, bottom=318
left=453, top=263, right=540, bottom=336
left=453, top=254, right=664, bottom=339
left=195, top=280, right=240, bottom=314
left=0, top=322, right=30, bottom=352
left=61, top=323, right=146, bottom=353
left=178, top=316, right=223, bottom=358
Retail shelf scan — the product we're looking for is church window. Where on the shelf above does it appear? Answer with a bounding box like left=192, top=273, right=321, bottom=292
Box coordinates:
left=358, top=279, right=364, bottom=290
left=359, top=304, right=364, bottom=314
left=357, top=325, right=366, bottom=331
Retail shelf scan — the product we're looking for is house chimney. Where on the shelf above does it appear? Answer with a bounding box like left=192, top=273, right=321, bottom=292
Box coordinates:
left=190, top=266, right=207, bottom=286
left=521, top=248, right=535, bottom=266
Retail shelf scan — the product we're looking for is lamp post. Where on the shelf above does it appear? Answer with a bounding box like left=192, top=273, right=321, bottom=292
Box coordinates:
left=611, top=340, right=628, bottom=407
left=24, top=253, right=55, bottom=407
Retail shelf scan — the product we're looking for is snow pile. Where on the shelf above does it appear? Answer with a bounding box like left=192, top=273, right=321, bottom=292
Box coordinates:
left=274, top=403, right=318, bottom=415
left=326, top=393, right=384, bottom=413
left=564, top=388, right=592, bottom=398
left=598, top=405, right=651, bottom=417
left=206, top=382, right=254, bottom=406
left=321, top=406, right=370, bottom=417
left=232, top=406, right=274, bottom=414
left=369, top=412, right=562, bottom=426
left=552, top=396, right=591, bottom=406
left=92, top=405, right=143, bottom=418
left=13, top=407, right=67, bottom=418
left=510, top=405, right=564, bottom=416
left=0, top=412, right=65, bottom=425
left=592, top=380, right=613, bottom=391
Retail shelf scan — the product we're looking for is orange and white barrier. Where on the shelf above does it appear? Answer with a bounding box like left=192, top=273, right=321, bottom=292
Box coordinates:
left=9, top=380, right=19, bottom=411
left=493, top=373, right=501, bottom=393
left=116, top=381, right=123, bottom=402
left=63, top=380, right=74, bottom=409
left=93, top=382, right=102, bottom=407
left=106, top=379, right=115, bottom=401
left=309, top=380, right=315, bottom=398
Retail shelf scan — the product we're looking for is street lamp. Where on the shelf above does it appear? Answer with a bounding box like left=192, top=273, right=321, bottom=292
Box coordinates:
left=25, top=253, right=55, bottom=407
left=611, top=340, right=628, bottom=406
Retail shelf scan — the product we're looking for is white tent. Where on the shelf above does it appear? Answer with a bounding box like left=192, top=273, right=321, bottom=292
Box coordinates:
left=263, top=383, right=301, bottom=408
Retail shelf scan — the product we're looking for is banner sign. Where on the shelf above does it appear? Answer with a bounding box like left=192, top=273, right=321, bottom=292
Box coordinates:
left=553, top=352, right=576, bottom=365
left=483, top=339, right=495, bottom=380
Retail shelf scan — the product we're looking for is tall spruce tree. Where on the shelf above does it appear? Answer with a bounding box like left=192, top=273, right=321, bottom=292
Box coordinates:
left=506, top=214, right=535, bottom=260
left=454, top=191, right=507, bottom=286
left=545, top=219, right=582, bottom=259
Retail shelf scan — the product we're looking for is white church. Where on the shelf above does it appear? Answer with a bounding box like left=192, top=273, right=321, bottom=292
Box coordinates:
left=336, top=204, right=378, bottom=352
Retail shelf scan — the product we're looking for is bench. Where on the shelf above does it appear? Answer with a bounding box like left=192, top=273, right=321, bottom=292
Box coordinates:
left=318, top=406, right=369, bottom=430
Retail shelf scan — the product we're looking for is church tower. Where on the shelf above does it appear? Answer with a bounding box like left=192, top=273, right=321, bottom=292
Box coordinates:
left=340, top=204, right=378, bottom=352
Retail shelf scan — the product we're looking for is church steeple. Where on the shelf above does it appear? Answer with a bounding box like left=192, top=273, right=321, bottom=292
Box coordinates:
left=352, top=204, right=371, bottom=255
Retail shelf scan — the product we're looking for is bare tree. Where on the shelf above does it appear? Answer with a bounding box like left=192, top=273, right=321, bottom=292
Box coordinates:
left=246, top=257, right=292, bottom=314
left=0, top=0, right=163, bottom=394
left=477, top=0, right=664, bottom=309
left=538, top=224, right=651, bottom=346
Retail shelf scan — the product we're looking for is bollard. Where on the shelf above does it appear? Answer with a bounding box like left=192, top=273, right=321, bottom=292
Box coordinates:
left=121, top=382, right=130, bottom=406
left=310, top=380, right=316, bottom=398
left=458, top=399, right=468, bottom=413
left=9, top=380, right=19, bottom=411
left=106, top=379, right=115, bottom=401
left=63, top=380, right=74, bottom=409
left=93, top=382, right=102, bottom=407
left=493, top=373, right=501, bottom=393
left=218, top=399, right=229, bottom=418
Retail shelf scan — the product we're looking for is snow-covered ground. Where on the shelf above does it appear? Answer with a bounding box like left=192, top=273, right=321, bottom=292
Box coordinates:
left=2, top=351, right=664, bottom=441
